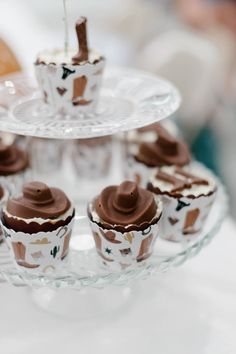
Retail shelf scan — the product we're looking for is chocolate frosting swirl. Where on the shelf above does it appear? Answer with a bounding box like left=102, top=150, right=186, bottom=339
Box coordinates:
left=94, top=181, right=157, bottom=226
left=7, top=181, right=71, bottom=219
left=136, top=124, right=190, bottom=167
left=0, top=144, right=28, bottom=175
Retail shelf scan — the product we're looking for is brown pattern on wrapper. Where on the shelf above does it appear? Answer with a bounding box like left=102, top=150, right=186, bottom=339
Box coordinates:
left=92, top=231, right=113, bottom=262
left=124, top=232, right=134, bottom=244
left=120, top=248, right=132, bottom=256
left=100, top=229, right=121, bottom=244
left=56, top=87, right=67, bottom=96
left=11, top=241, right=40, bottom=269
left=61, top=230, right=72, bottom=260
left=43, top=91, right=48, bottom=103
left=183, top=208, right=200, bottom=234
left=31, top=251, right=44, bottom=260
left=168, top=217, right=179, bottom=225
left=72, top=98, right=92, bottom=106
left=72, top=75, right=87, bottom=100
left=136, top=234, right=153, bottom=262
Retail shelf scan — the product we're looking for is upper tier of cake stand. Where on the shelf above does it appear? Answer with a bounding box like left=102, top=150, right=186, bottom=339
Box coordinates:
left=0, top=178, right=228, bottom=290
left=0, top=67, right=180, bottom=139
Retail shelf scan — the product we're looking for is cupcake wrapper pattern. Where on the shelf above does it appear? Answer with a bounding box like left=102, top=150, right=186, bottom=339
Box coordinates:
left=35, top=59, right=105, bottom=114
left=159, top=191, right=216, bottom=242
left=89, top=218, right=161, bottom=271
left=1, top=217, right=74, bottom=273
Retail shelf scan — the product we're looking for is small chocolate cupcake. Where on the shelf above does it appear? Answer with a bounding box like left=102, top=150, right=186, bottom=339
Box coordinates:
left=124, top=123, right=191, bottom=187
left=35, top=17, right=105, bottom=114
left=148, top=165, right=217, bottom=242
left=0, top=143, right=30, bottom=194
left=1, top=181, right=75, bottom=273
left=88, top=181, right=162, bottom=270
left=72, top=136, right=112, bottom=178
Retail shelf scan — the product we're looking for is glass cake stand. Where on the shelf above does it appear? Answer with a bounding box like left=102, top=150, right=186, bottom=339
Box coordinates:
left=1, top=67, right=181, bottom=139
left=0, top=68, right=228, bottom=318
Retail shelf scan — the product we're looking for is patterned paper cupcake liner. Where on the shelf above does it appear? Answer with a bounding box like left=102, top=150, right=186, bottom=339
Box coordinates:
left=1, top=217, right=74, bottom=273
left=158, top=191, right=216, bottom=242
left=35, top=58, right=105, bottom=114
left=88, top=216, right=161, bottom=271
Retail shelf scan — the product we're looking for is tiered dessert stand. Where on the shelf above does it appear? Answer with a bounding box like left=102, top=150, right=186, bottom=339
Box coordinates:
left=0, top=67, right=228, bottom=318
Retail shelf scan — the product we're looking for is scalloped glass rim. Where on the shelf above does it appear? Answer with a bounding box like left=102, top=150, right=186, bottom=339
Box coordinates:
left=0, top=178, right=228, bottom=290
left=3, top=67, right=181, bottom=139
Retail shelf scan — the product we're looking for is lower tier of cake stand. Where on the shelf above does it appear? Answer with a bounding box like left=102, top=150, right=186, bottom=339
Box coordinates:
left=0, top=179, right=227, bottom=290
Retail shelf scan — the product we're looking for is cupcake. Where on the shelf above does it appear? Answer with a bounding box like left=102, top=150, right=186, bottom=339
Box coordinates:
left=147, top=165, right=217, bottom=242
left=124, top=123, right=190, bottom=187
left=1, top=181, right=75, bottom=273
left=88, top=181, right=162, bottom=271
left=72, top=136, right=112, bottom=178
left=35, top=17, right=105, bottom=114
left=0, top=143, right=30, bottom=194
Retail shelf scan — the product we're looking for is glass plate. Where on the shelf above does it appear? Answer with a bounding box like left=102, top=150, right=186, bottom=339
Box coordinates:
left=3, top=67, right=180, bottom=139
left=0, top=179, right=228, bottom=290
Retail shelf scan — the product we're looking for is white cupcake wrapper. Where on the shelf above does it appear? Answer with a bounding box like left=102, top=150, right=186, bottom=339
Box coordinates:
left=159, top=192, right=216, bottom=242
left=35, top=59, right=105, bottom=114
left=89, top=218, right=161, bottom=271
left=2, top=217, right=74, bottom=273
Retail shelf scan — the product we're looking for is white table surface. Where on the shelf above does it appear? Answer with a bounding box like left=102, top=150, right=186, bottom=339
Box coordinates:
left=0, top=217, right=235, bottom=354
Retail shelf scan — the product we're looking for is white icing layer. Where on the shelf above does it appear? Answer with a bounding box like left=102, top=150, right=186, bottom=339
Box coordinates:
left=4, top=205, right=74, bottom=225
left=149, top=165, right=216, bottom=197
left=37, top=49, right=102, bottom=65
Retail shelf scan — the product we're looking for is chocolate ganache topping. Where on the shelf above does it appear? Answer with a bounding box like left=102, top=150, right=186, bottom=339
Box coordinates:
left=136, top=124, right=190, bottom=167
left=94, top=181, right=157, bottom=226
left=0, top=144, right=28, bottom=176
left=7, top=181, right=71, bottom=219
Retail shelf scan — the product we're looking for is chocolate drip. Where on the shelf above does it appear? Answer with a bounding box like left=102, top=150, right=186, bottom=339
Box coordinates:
left=94, top=181, right=157, bottom=226
left=7, top=181, right=71, bottom=219
left=0, top=144, right=28, bottom=176
left=155, top=167, right=209, bottom=193
left=137, top=124, right=190, bottom=167
left=72, top=17, right=89, bottom=63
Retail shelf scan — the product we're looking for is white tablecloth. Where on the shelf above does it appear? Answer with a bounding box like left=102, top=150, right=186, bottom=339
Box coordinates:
left=0, top=217, right=235, bottom=354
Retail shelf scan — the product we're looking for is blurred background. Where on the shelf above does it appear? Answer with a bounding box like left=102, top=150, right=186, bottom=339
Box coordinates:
left=1, top=0, right=236, bottom=215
